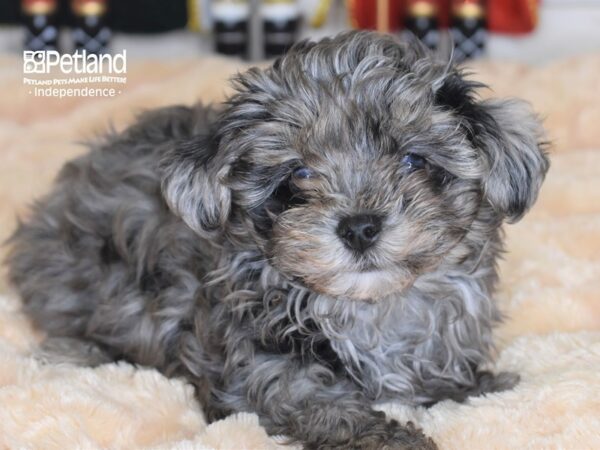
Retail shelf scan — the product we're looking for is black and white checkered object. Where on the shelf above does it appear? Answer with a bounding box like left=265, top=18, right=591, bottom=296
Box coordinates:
left=405, top=16, right=439, bottom=51
left=451, top=17, right=486, bottom=63
left=24, top=13, right=58, bottom=52
left=73, top=14, right=111, bottom=54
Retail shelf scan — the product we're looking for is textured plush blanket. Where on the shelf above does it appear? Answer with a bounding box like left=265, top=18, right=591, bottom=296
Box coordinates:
left=0, top=52, right=599, bottom=449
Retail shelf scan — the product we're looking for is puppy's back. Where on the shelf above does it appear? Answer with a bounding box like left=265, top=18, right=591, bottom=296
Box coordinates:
left=6, top=104, right=218, bottom=366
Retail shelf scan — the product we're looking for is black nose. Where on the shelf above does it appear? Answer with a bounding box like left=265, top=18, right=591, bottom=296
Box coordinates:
left=337, top=214, right=382, bottom=253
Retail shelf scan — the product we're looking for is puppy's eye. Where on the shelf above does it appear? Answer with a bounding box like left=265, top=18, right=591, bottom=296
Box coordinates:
left=402, top=153, right=427, bottom=171
left=292, top=166, right=315, bottom=180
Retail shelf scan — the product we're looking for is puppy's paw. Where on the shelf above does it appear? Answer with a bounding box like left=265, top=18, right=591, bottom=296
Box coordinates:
left=476, top=370, right=520, bottom=395
left=355, top=420, right=437, bottom=450
left=315, top=419, right=437, bottom=450
left=33, top=337, right=114, bottom=367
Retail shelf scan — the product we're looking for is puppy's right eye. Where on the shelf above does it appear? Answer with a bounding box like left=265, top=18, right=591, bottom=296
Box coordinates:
left=292, top=167, right=315, bottom=180
left=401, top=153, right=427, bottom=171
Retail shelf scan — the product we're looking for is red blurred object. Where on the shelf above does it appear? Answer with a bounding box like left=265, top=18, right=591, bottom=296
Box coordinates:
left=347, top=0, right=403, bottom=31
left=488, top=0, right=539, bottom=34
left=347, top=0, right=539, bottom=34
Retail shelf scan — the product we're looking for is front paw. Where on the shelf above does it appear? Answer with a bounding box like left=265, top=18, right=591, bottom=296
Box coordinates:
left=314, top=417, right=437, bottom=450
left=475, top=370, right=520, bottom=395
left=352, top=420, right=436, bottom=450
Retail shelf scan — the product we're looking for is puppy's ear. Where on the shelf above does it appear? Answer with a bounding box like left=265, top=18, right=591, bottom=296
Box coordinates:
left=160, top=134, right=231, bottom=236
left=475, top=99, right=550, bottom=222
left=436, top=75, right=550, bottom=222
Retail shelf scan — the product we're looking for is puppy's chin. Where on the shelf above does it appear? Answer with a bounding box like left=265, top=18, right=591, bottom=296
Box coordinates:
left=305, top=269, right=415, bottom=302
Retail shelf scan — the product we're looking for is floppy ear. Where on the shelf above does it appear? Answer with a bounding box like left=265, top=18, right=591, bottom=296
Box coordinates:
left=435, top=73, right=549, bottom=222
left=160, top=134, right=231, bottom=237
left=475, top=99, right=550, bottom=222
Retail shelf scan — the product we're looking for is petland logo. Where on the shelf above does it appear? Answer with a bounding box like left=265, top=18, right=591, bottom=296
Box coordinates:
left=23, top=50, right=127, bottom=74
left=23, top=50, right=127, bottom=98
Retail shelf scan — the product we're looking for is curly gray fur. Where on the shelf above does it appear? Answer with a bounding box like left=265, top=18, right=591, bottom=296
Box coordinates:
left=6, top=31, right=549, bottom=449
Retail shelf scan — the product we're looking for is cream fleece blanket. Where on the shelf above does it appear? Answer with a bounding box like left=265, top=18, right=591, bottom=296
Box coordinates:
left=0, top=53, right=599, bottom=449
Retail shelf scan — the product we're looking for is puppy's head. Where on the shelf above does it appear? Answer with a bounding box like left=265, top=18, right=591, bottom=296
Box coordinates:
left=162, top=31, right=549, bottom=301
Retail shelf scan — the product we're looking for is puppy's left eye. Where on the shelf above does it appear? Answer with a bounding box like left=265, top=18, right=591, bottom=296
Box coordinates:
left=401, top=153, right=427, bottom=171
left=292, top=166, right=315, bottom=180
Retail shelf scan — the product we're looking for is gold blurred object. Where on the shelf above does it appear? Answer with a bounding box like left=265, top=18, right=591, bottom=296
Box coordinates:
left=187, top=0, right=201, bottom=31
left=376, top=0, right=388, bottom=32
left=408, top=1, right=437, bottom=17
left=527, top=0, right=538, bottom=26
left=453, top=1, right=484, bottom=20
left=22, top=0, right=57, bottom=15
left=346, top=0, right=360, bottom=29
left=72, top=0, right=107, bottom=17
left=311, top=0, right=331, bottom=27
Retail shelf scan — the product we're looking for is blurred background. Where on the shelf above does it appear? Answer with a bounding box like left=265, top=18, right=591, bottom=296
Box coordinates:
left=0, top=6, right=599, bottom=448
left=1, top=0, right=599, bottom=64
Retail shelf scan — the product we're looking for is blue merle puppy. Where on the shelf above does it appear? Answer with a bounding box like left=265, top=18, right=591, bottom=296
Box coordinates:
left=6, top=31, right=549, bottom=449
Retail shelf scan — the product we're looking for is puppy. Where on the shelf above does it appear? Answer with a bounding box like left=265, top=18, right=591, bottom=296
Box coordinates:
left=7, top=31, right=549, bottom=449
